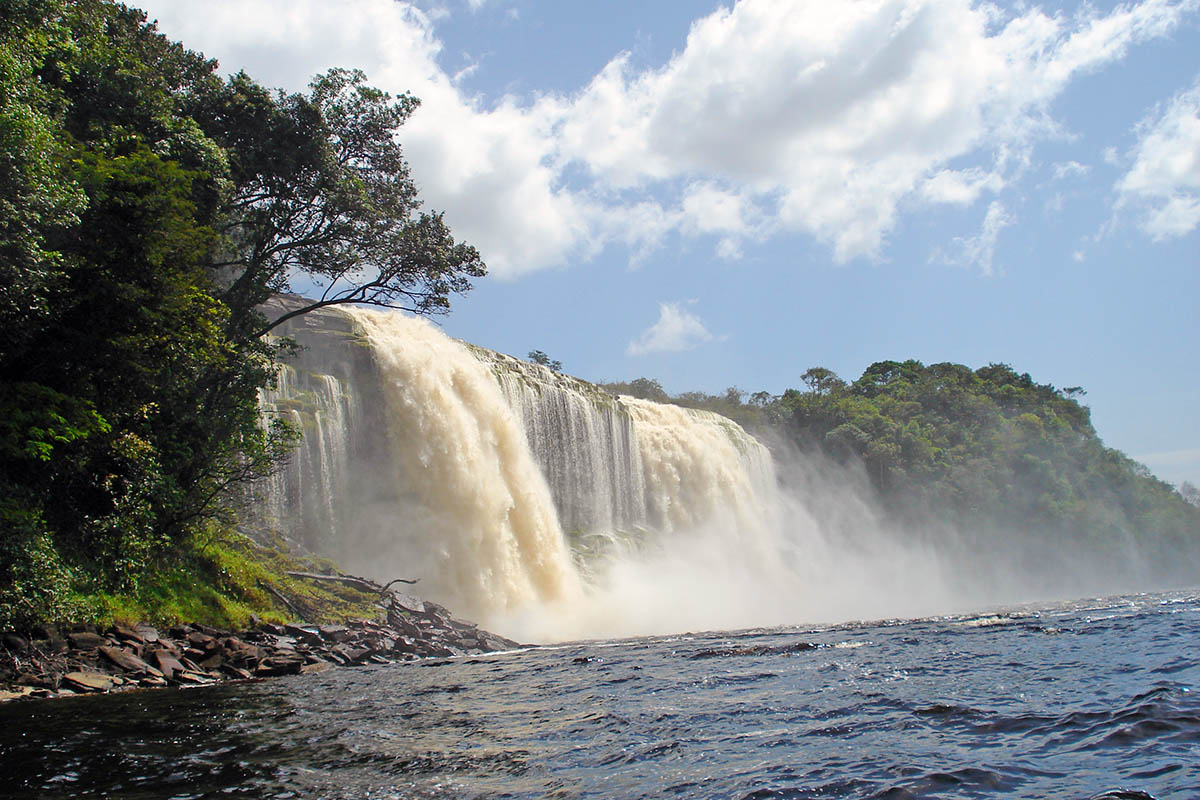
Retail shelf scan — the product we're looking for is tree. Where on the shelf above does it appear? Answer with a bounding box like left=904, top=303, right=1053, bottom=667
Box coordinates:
left=201, top=68, right=486, bottom=339
left=801, top=366, right=846, bottom=396
left=0, top=2, right=483, bottom=627
left=528, top=350, right=563, bottom=371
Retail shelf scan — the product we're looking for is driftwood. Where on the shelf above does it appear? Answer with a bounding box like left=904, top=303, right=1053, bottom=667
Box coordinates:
left=260, top=582, right=308, bottom=622
left=286, top=572, right=419, bottom=595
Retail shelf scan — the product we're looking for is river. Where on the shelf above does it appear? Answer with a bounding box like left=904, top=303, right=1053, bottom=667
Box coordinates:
left=2, top=589, right=1197, bottom=799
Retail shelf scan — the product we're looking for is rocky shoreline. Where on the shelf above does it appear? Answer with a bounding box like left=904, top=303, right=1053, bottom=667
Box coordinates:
left=0, top=588, right=521, bottom=701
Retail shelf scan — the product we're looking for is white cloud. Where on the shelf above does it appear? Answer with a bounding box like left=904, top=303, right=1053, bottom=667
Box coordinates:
left=938, top=201, right=1013, bottom=276
left=140, top=0, right=1199, bottom=275
left=559, top=0, right=1197, bottom=261
left=1116, top=75, right=1200, bottom=239
left=1052, top=160, right=1090, bottom=180
left=921, top=168, right=1005, bottom=206
left=142, top=0, right=588, bottom=278
left=626, top=302, right=717, bottom=356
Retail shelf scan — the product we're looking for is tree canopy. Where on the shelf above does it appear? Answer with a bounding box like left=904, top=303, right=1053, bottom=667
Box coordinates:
left=0, top=0, right=485, bottom=629
left=780, top=360, right=1199, bottom=566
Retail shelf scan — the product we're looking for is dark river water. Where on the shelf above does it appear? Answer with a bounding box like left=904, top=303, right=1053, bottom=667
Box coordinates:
left=2, top=590, right=1198, bottom=799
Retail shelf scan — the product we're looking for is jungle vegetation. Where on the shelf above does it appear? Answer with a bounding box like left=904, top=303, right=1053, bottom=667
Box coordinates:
left=0, top=0, right=483, bottom=630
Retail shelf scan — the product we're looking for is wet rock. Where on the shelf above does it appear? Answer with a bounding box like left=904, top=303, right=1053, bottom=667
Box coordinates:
left=99, top=646, right=161, bottom=676
left=300, top=660, right=332, bottom=675
left=255, top=656, right=304, bottom=677
left=220, top=665, right=254, bottom=680
left=175, top=671, right=215, bottom=685
left=284, top=624, right=323, bottom=646
left=63, top=672, right=115, bottom=692
left=3, top=584, right=523, bottom=701
left=318, top=625, right=350, bottom=643
left=151, top=651, right=185, bottom=681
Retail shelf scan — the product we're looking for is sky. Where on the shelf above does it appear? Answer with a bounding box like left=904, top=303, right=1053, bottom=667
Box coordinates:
left=140, top=0, right=1199, bottom=488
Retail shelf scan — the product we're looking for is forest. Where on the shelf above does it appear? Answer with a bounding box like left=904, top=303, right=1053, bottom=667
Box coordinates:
left=0, top=0, right=483, bottom=630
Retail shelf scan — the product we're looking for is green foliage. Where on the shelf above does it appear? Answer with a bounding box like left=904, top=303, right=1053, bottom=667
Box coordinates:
left=205, top=67, right=486, bottom=337
left=0, top=1, right=480, bottom=631
left=528, top=350, right=563, bottom=371
left=783, top=360, right=1200, bottom=562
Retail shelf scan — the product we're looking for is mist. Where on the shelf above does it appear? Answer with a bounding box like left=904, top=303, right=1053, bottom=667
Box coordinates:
left=258, top=304, right=1190, bottom=644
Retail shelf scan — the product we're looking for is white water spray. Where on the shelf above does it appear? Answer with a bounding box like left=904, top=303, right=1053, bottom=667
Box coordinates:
left=258, top=305, right=1000, bottom=641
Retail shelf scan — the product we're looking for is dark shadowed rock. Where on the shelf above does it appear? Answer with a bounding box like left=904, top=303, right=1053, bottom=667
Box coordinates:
left=186, top=631, right=217, bottom=651
left=67, top=632, right=107, bottom=650
left=111, top=625, right=144, bottom=643
left=2, top=634, right=29, bottom=653
left=318, top=625, right=350, bottom=643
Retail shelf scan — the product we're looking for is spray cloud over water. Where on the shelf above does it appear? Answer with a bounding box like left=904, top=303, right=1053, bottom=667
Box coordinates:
left=258, top=305, right=1182, bottom=641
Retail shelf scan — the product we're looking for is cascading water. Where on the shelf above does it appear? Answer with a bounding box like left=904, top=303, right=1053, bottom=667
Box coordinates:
left=257, top=303, right=789, bottom=639
left=481, top=351, right=649, bottom=539
left=256, top=364, right=360, bottom=551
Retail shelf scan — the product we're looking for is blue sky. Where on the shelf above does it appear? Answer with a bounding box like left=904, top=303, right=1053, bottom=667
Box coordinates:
left=142, top=0, right=1199, bottom=487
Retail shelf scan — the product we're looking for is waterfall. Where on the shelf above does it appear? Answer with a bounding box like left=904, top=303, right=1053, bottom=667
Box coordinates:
left=479, top=350, right=649, bottom=538
left=256, top=364, right=360, bottom=551
left=257, top=303, right=786, bottom=638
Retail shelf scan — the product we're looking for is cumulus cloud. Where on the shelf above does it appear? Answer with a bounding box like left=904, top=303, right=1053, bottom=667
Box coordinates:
left=626, top=302, right=717, bottom=356
left=142, top=0, right=587, bottom=278
left=141, top=0, right=1199, bottom=275
left=1116, top=76, right=1200, bottom=239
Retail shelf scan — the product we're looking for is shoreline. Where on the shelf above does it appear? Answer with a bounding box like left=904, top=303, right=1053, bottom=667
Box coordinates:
left=0, top=590, right=520, bottom=702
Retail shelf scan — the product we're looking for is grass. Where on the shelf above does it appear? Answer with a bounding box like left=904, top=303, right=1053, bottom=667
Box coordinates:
left=68, top=526, right=383, bottom=632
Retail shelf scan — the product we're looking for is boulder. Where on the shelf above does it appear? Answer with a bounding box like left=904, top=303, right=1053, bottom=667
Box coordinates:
left=111, top=625, right=144, bottom=643
left=284, top=624, right=324, bottom=646
left=67, top=632, right=107, bottom=650
left=255, top=656, right=304, bottom=677
left=134, top=625, right=160, bottom=643
left=99, top=646, right=161, bottom=676
left=318, top=625, right=350, bottom=643
left=2, top=634, right=29, bottom=654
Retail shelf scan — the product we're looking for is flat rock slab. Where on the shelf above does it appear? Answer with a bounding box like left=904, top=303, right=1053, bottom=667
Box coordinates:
left=63, top=672, right=115, bottom=692
left=152, top=651, right=185, bottom=680
left=100, top=646, right=159, bottom=676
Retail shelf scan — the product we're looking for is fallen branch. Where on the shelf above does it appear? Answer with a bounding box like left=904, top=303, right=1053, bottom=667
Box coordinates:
left=285, top=572, right=419, bottom=595
left=260, top=582, right=308, bottom=622
left=379, top=577, right=420, bottom=593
